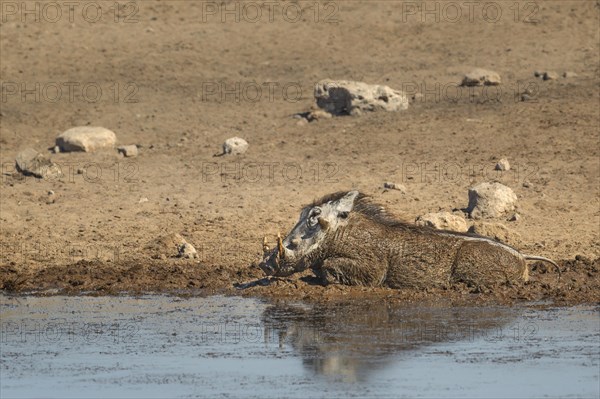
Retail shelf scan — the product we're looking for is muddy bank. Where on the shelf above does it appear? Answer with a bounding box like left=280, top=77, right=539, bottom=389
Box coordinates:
left=1, top=256, right=598, bottom=306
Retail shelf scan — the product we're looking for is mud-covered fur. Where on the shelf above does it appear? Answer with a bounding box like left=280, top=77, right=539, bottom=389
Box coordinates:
left=259, top=191, right=544, bottom=289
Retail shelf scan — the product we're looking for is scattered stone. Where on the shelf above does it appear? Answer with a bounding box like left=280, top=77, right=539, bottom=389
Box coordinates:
left=45, top=191, right=57, bottom=204
left=461, top=68, right=501, bottom=86
left=296, top=119, right=308, bottom=126
left=467, top=182, right=517, bottom=219
left=307, top=109, right=333, bottom=121
left=533, top=71, right=543, bottom=77
left=521, top=94, right=533, bottom=102
left=468, top=222, right=522, bottom=247
left=52, top=145, right=60, bottom=153
left=563, top=71, right=577, bottom=78
left=15, top=148, right=62, bottom=179
left=383, top=182, right=406, bottom=193
left=509, top=213, right=521, bottom=222
left=221, top=137, right=248, bottom=155
left=542, top=71, right=559, bottom=81
left=117, top=145, right=138, bottom=157
left=178, top=242, right=198, bottom=259
left=138, top=197, right=149, bottom=204
left=56, top=126, right=117, bottom=152
left=495, top=158, right=510, bottom=171
left=411, top=93, right=424, bottom=102
left=415, top=212, right=468, bottom=232
left=522, top=181, right=532, bottom=188
left=146, top=233, right=189, bottom=259
left=314, top=79, right=409, bottom=115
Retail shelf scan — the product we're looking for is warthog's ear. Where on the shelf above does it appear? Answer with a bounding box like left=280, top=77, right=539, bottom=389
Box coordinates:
left=336, top=190, right=359, bottom=214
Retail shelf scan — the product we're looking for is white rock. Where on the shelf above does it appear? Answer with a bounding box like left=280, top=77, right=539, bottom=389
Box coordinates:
left=223, top=137, right=248, bottom=155
left=383, top=182, right=406, bottom=193
left=56, top=126, right=117, bottom=152
left=178, top=242, right=198, bottom=259
left=467, top=182, right=517, bottom=219
left=563, top=71, right=577, bottom=78
left=415, top=212, right=468, bottom=232
left=314, top=79, right=408, bottom=115
left=543, top=71, right=559, bottom=81
left=495, top=158, right=510, bottom=171
left=461, top=68, right=501, bottom=86
left=307, top=109, right=333, bottom=121
left=15, top=148, right=62, bottom=179
left=117, top=145, right=138, bottom=157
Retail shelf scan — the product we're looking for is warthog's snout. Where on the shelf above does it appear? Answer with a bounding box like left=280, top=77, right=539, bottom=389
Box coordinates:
left=259, top=233, right=298, bottom=277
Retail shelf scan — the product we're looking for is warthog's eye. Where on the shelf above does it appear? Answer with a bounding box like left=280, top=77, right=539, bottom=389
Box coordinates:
left=338, top=211, right=349, bottom=219
left=307, top=207, right=321, bottom=228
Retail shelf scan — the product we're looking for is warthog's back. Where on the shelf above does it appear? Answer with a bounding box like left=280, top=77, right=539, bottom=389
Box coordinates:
left=335, top=217, right=528, bottom=289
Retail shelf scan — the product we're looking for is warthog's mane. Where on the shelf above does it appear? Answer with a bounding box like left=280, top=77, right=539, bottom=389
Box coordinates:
left=312, top=191, right=413, bottom=229
left=312, top=191, right=478, bottom=238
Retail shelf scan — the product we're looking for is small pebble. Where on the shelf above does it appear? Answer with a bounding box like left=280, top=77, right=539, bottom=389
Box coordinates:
left=384, top=182, right=406, bottom=193
left=495, top=158, right=510, bottom=171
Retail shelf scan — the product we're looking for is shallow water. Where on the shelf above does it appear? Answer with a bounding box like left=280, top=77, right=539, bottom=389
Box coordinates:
left=0, top=295, right=598, bottom=398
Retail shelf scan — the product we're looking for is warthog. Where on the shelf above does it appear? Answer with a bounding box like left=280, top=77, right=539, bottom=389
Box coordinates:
left=259, top=191, right=559, bottom=288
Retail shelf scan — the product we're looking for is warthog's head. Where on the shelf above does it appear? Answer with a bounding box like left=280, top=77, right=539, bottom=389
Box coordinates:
left=259, top=191, right=360, bottom=277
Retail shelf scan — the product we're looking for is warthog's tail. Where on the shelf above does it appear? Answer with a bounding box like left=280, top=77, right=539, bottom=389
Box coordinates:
left=524, top=255, right=562, bottom=281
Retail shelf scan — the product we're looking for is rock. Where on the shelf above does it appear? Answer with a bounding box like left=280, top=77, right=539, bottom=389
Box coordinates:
left=146, top=233, right=188, bottom=259
left=56, top=126, right=117, bottom=152
left=307, top=109, right=333, bottom=121
left=15, top=148, right=62, bottom=179
left=467, top=182, right=517, bottom=219
left=563, top=71, right=577, bottom=78
left=468, top=222, right=522, bottom=247
left=296, top=119, right=308, bottom=126
left=495, top=158, right=510, bottom=171
left=533, top=71, right=543, bottom=77
left=222, top=137, right=248, bottom=155
left=52, top=145, right=60, bottom=153
left=543, top=71, right=559, bottom=81
left=461, top=68, right=501, bottom=86
left=138, top=197, right=149, bottom=204
left=314, top=79, right=409, bottom=115
left=178, top=242, right=198, bottom=259
left=415, top=212, right=468, bottom=232
left=383, top=182, right=406, bottom=193
left=411, top=93, right=424, bottom=102
left=117, top=145, right=138, bottom=157
left=509, top=213, right=520, bottom=222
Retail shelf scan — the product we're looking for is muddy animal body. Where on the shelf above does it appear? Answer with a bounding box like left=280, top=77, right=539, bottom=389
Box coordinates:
left=259, top=191, right=557, bottom=289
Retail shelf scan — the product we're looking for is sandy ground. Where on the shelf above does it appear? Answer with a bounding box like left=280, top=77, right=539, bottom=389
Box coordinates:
left=0, top=1, right=598, bottom=303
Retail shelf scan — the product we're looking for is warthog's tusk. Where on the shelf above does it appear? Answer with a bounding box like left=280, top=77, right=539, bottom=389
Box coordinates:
left=262, top=236, right=270, bottom=255
left=277, top=232, right=285, bottom=259
left=317, top=217, right=330, bottom=230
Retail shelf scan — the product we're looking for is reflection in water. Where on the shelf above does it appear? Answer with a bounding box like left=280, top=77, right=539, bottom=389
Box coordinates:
left=262, top=302, right=517, bottom=382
